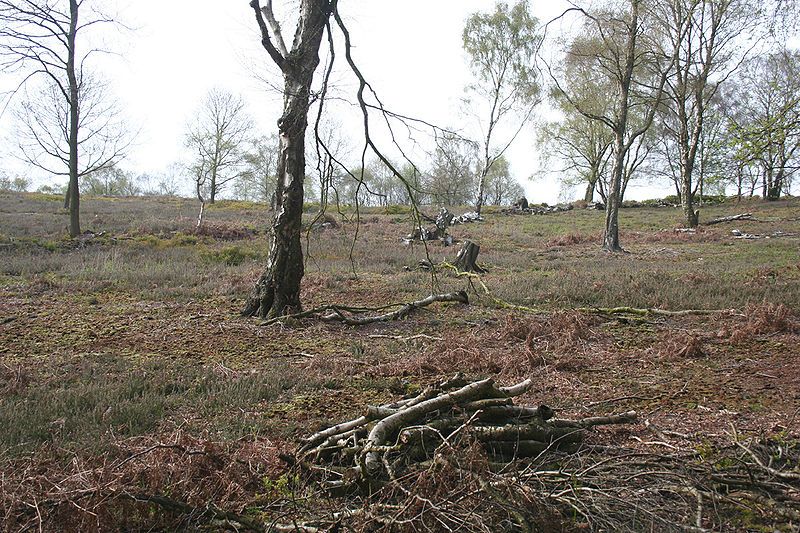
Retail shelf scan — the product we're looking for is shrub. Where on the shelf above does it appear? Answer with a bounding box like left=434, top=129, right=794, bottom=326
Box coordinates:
left=194, top=222, right=256, bottom=240
left=169, top=233, right=199, bottom=246
left=201, top=245, right=258, bottom=266
left=384, top=204, right=412, bottom=215
left=730, top=302, right=798, bottom=342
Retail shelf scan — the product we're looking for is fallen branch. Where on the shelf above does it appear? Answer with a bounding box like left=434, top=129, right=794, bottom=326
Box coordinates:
left=576, top=306, right=725, bottom=317
left=705, top=213, right=753, bottom=225
left=260, top=291, right=469, bottom=326
left=364, top=378, right=495, bottom=475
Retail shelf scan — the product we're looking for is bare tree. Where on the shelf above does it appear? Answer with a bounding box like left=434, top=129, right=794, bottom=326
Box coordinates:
left=242, top=0, right=333, bottom=318
left=13, top=75, right=130, bottom=196
left=463, top=0, right=541, bottom=216
left=186, top=88, right=252, bottom=205
left=0, top=0, right=126, bottom=237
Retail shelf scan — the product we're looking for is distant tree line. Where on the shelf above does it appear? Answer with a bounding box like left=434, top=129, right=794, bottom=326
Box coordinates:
left=539, top=0, right=800, bottom=239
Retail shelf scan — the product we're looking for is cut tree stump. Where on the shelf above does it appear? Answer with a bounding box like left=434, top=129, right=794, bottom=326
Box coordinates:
left=454, top=240, right=486, bottom=273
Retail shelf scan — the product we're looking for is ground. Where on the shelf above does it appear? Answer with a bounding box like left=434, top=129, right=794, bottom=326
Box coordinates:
left=0, top=192, right=799, bottom=531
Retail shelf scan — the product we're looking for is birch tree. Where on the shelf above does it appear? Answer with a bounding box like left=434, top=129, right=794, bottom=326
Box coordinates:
left=242, top=0, right=333, bottom=318
left=548, top=0, right=678, bottom=252
left=463, top=0, right=541, bottom=216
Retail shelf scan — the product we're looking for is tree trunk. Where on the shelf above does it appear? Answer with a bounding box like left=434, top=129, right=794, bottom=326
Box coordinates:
left=64, top=182, right=71, bottom=209
left=767, top=168, right=784, bottom=200
left=603, top=135, right=625, bottom=253
left=243, top=0, right=331, bottom=319
left=602, top=0, right=642, bottom=253
left=67, top=0, right=81, bottom=238
left=475, top=161, right=488, bottom=216
left=584, top=168, right=597, bottom=203
left=681, top=173, right=698, bottom=228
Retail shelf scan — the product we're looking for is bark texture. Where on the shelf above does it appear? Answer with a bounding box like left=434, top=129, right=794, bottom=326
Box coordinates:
left=454, top=240, right=486, bottom=273
left=67, top=0, right=80, bottom=237
left=243, top=0, right=332, bottom=318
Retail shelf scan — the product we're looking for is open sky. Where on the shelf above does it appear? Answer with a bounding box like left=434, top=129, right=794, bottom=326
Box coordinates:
left=1, top=0, right=678, bottom=202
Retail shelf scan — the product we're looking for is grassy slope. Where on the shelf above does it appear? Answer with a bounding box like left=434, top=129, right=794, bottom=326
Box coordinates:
left=1, top=191, right=799, bottom=530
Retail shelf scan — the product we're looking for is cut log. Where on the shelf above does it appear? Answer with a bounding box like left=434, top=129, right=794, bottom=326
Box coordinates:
left=364, top=378, right=496, bottom=475
left=435, top=207, right=454, bottom=231
left=454, top=240, right=486, bottom=273
left=298, top=376, right=638, bottom=484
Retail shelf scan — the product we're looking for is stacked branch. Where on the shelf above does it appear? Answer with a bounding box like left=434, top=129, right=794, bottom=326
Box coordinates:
left=298, top=374, right=637, bottom=485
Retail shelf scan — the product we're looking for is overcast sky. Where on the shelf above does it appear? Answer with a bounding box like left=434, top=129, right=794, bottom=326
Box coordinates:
left=1, top=0, right=679, bottom=202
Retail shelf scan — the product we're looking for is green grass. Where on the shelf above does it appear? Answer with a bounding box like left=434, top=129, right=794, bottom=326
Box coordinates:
left=0, top=355, right=309, bottom=455
left=2, top=192, right=798, bottom=309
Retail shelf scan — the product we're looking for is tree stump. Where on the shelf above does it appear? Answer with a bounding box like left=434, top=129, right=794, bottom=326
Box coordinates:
left=454, top=240, right=486, bottom=273
left=435, top=207, right=454, bottom=232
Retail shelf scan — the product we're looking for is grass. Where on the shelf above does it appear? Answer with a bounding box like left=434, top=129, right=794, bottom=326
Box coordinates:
left=0, top=354, right=313, bottom=456
left=1, top=191, right=799, bottom=530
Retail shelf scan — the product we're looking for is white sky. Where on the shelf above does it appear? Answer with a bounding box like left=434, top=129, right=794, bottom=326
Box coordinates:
left=1, top=0, right=678, bottom=203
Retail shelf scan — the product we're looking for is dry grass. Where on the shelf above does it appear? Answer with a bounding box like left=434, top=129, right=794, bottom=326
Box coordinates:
left=0, top=432, right=287, bottom=532
left=731, top=302, right=799, bottom=342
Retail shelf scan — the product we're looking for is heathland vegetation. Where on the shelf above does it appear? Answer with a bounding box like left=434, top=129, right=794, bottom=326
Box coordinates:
left=1, top=0, right=800, bottom=530
left=1, top=191, right=799, bottom=530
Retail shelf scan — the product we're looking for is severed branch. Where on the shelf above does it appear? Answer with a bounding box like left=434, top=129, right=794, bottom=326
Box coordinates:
left=299, top=373, right=469, bottom=454
left=299, top=376, right=639, bottom=483
left=249, top=0, right=286, bottom=71
left=261, top=0, right=289, bottom=58
left=364, top=378, right=496, bottom=475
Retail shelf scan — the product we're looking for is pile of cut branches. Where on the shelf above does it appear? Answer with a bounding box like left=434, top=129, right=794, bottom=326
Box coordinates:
left=297, top=374, right=637, bottom=488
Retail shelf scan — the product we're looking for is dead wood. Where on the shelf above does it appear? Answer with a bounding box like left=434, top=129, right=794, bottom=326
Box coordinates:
left=260, top=290, right=469, bottom=326
left=576, top=306, right=724, bottom=317
left=705, top=212, right=753, bottom=225
left=364, top=377, right=496, bottom=475
left=454, top=240, right=487, bottom=273
left=298, top=376, right=638, bottom=483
